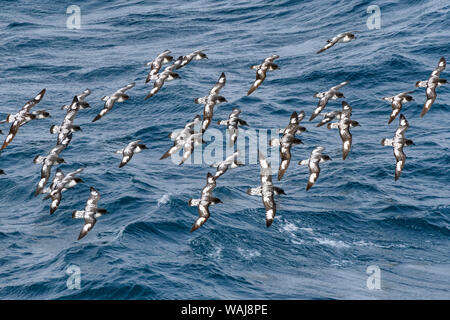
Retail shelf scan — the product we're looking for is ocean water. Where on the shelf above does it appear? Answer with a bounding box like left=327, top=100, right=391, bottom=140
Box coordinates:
left=0, top=0, right=449, bottom=300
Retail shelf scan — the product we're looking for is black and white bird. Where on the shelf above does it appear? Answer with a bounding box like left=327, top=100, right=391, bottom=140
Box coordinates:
left=316, top=32, right=356, bottom=54
left=381, top=114, right=414, bottom=181
left=247, top=152, right=285, bottom=227
left=72, top=187, right=108, bottom=240
left=310, top=81, right=348, bottom=121
left=0, top=170, right=5, bottom=175
left=1, top=89, right=49, bottom=150
left=415, top=57, right=447, bottom=117
left=382, top=91, right=414, bottom=124
left=93, top=83, right=135, bottom=122
left=194, top=72, right=227, bottom=133
left=247, top=54, right=279, bottom=95
left=172, top=50, right=208, bottom=69
left=210, top=151, right=243, bottom=179
left=270, top=111, right=306, bottom=180
left=144, top=64, right=180, bottom=99
left=116, top=140, right=148, bottom=168
left=327, top=101, right=360, bottom=160
left=33, top=144, right=66, bottom=196
left=43, top=168, right=84, bottom=214
left=217, top=108, right=248, bottom=146
left=145, top=49, right=173, bottom=83
left=298, top=147, right=331, bottom=191
left=188, top=172, right=222, bottom=232
left=160, top=115, right=201, bottom=160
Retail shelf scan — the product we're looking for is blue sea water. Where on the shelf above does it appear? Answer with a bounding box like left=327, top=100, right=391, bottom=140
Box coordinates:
left=0, top=0, right=449, bottom=299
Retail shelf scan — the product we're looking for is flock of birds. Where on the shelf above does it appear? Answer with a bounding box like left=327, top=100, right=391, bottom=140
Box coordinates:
left=0, top=31, right=447, bottom=238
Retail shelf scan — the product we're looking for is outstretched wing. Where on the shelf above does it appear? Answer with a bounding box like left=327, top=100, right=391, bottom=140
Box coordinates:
left=85, top=187, right=100, bottom=211
left=310, top=95, right=330, bottom=121
left=190, top=203, right=210, bottom=232
left=277, top=144, right=291, bottom=181
left=317, top=40, right=336, bottom=54
left=430, top=57, right=446, bottom=78
left=78, top=216, right=97, bottom=240
left=117, top=82, right=136, bottom=94
left=393, top=146, right=406, bottom=181
left=388, top=100, right=403, bottom=124
left=247, top=68, right=266, bottom=95
left=330, top=81, right=349, bottom=91
left=263, top=54, right=279, bottom=63
left=262, top=191, right=276, bottom=228
left=209, top=72, right=226, bottom=96
left=339, top=127, right=352, bottom=160
left=21, top=89, right=46, bottom=113
left=0, top=119, right=21, bottom=150
left=420, top=86, right=436, bottom=117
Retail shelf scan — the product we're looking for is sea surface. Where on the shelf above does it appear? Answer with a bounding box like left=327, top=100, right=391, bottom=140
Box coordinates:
left=0, top=0, right=449, bottom=299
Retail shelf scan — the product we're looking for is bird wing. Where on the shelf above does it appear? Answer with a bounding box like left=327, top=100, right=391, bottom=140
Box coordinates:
left=209, top=72, right=226, bottom=96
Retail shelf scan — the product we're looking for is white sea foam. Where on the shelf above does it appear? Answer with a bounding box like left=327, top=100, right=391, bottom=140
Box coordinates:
left=282, top=222, right=298, bottom=233
left=237, top=248, right=261, bottom=259
left=315, top=238, right=350, bottom=248
left=157, top=194, right=170, bottom=206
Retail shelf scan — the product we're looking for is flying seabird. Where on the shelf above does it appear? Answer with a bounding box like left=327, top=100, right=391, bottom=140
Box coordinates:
left=270, top=111, right=306, bottom=180
left=116, top=140, right=148, bottom=168
left=382, top=91, right=414, bottom=124
left=381, top=114, right=414, bottom=181
left=160, top=115, right=201, bottom=160
left=327, top=101, right=360, bottom=160
left=92, top=83, right=135, bottom=122
left=310, top=81, right=348, bottom=121
left=144, top=49, right=173, bottom=83
left=247, top=152, right=285, bottom=227
left=316, top=32, right=356, bottom=54
left=144, top=64, right=180, bottom=99
left=33, top=144, right=66, bottom=196
left=247, top=54, right=279, bottom=95
left=298, top=146, right=331, bottom=191
left=217, top=108, right=248, bottom=146
left=1, top=89, right=48, bottom=150
left=72, top=187, right=108, bottom=240
left=172, top=50, right=208, bottom=69
left=415, top=57, right=447, bottom=117
left=43, top=168, right=84, bottom=214
left=210, top=151, right=243, bottom=179
left=188, top=172, right=222, bottom=232
left=194, top=72, right=227, bottom=133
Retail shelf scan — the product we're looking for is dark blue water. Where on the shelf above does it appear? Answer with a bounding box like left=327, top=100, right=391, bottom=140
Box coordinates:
left=0, top=0, right=449, bottom=299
